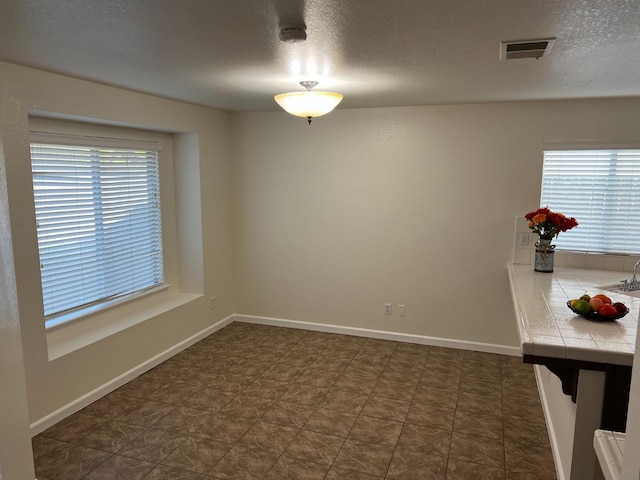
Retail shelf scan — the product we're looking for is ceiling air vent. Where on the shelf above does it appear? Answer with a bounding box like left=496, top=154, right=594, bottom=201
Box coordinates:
left=500, top=38, right=555, bottom=60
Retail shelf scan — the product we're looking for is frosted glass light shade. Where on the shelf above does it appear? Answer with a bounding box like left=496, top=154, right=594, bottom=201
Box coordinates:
left=274, top=91, right=343, bottom=119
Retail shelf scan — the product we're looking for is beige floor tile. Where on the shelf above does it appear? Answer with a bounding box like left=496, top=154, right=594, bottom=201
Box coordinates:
left=504, top=415, right=551, bottom=446
left=325, top=467, right=384, bottom=479
left=39, top=412, right=107, bottom=444
left=505, top=471, right=558, bottom=480
left=456, top=390, right=503, bottom=415
left=82, top=454, right=154, bottom=480
left=413, top=384, right=459, bottom=408
left=114, top=398, right=174, bottom=427
left=459, top=374, right=502, bottom=398
left=160, top=436, right=230, bottom=474
left=118, top=428, right=189, bottom=463
left=280, top=383, right=330, bottom=407
left=265, top=456, right=330, bottom=480
left=406, top=402, right=456, bottom=432
left=217, top=393, right=274, bottom=421
left=453, top=409, right=504, bottom=440
left=33, top=437, right=111, bottom=480
left=75, top=419, right=146, bottom=453
left=396, top=423, right=451, bottom=457
left=505, top=441, right=557, bottom=478
left=32, top=323, right=556, bottom=480
left=304, top=408, right=358, bottom=437
left=361, top=395, right=411, bottom=422
left=445, top=458, right=506, bottom=479
left=207, top=445, right=279, bottom=480
left=283, top=429, right=345, bottom=465
left=449, top=432, right=505, bottom=468
left=372, top=380, right=416, bottom=402
left=321, top=387, right=370, bottom=415
left=236, top=420, right=298, bottom=455
left=386, top=448, right=447, bottom=480
left=240, top=377, right=290, bottom=400
left=144, top=465, right=204, bottom=479
left=333, top=372, right=378, bottom=394
left=332, top=439, right=395, bottom=477
left=153, top=406, right=210, bottom=435
left=261, top=400, right=315, bottom=429
left=348, top=415, right=404, bottom=446
left=192, top=413, right=255, bottom=444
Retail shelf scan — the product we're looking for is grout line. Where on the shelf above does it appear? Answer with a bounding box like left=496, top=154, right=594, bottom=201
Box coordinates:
left=384, top=344, right=426, bottom=479
left=501, top=356, right=508, bottom=480
left=442, top=351, right=463, bottom=479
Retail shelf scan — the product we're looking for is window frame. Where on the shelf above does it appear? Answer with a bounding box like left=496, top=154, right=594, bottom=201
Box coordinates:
left=28, top=117, right=178, bottom=330
left=540, top=145, right=640, bottom=256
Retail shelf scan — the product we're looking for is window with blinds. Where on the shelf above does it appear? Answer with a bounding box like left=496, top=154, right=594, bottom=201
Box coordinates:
left=541, top=149, right=640, bottom=255
left=30, top=134, right=164, bottom=320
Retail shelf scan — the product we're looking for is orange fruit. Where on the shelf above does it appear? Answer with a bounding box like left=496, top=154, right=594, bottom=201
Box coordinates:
left=593, top=294, right=612, bottom=304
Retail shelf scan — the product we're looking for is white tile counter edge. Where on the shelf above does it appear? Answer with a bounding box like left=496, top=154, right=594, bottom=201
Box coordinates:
left=507, top=264, right=532, bottom=354
left=594, top=430, right=624, bottom=480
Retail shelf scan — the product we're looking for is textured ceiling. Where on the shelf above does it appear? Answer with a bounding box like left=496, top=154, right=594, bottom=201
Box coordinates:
left=1, top=0, right=639, bottom=112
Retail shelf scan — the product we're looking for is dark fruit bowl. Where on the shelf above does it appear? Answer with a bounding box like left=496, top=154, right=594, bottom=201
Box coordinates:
left=566, top=300, right=629, bottom=322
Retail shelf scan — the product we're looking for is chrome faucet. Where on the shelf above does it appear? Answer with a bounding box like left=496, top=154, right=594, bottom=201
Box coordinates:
left=621, top=260, right=640, bottom=291
left=633, top=260, right=640, bottom=285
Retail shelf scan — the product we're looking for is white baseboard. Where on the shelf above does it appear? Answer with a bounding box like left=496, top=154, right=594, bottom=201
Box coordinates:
left=234, top=314, right=521, bottom=356
left=534, top=364, right=566, bottom=480
left=30, top=314, right=235, bottom=436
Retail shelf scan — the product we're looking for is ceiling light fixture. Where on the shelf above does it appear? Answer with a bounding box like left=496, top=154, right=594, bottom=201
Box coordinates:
left=274, top=81, right=343, bottom=125
left=278, top=24, right=307, bottom=43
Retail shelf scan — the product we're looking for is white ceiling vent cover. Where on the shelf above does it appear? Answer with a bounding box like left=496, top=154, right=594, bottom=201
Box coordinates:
left=500, top=38, right=555, bottom=60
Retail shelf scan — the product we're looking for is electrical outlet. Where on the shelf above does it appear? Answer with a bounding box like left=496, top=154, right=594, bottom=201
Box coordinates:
left=384, top=303, right=392, bottom=315
left=209, top=296, right=216, bottom=310
left=518, top=232, right=531, bottom=247
left=398, top=305, right=406, bottom=316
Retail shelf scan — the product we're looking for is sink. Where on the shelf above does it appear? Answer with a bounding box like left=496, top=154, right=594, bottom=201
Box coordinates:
left=598, top=284, right=640, bottom=299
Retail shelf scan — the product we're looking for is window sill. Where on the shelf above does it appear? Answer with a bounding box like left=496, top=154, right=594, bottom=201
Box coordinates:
left=45, top=284, right=171, bottom=331
left=46, top=291, right=202, bottom=360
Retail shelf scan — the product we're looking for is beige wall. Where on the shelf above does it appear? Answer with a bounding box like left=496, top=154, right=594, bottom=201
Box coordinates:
left=0, top=61, right=235, bottom=439
left=0, top=105, right=35, bottom=479
left=230, top=99, right=640, bottom=347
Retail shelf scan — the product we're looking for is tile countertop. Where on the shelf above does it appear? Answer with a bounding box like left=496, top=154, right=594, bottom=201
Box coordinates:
left=508, top=263, right=640, bottom=367
left=593, top=429, right=624, bottom=480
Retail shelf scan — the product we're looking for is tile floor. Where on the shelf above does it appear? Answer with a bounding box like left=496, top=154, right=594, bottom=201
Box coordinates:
left=32, top=322, right=557, bottom=479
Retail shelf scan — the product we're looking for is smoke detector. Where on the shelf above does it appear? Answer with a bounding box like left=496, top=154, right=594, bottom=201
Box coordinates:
left=500, top=38, right=555, bottom=60
left=279, top=24, right=307, bottom=43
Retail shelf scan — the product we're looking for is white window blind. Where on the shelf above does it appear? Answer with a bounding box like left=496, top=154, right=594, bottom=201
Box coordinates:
left=30, top=136, right=164, bottom=319
left=541, top=149, right=640, bottom=255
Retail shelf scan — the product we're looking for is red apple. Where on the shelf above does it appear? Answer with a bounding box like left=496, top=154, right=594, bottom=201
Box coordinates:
left=598, top=304, right=618, bottom=317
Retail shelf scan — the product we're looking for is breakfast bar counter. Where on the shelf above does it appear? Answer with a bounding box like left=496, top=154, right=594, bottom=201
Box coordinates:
left=508, top=263, right=640, bottom=480
left=508, top=264, right=638, bottom=366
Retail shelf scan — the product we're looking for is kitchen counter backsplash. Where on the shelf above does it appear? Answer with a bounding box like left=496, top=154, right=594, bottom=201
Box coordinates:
left=513, top=216, right=640, bottom=272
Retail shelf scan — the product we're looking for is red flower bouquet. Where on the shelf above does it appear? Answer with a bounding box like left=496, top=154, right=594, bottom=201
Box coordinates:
left=525, top=207, right=578, bottom=240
